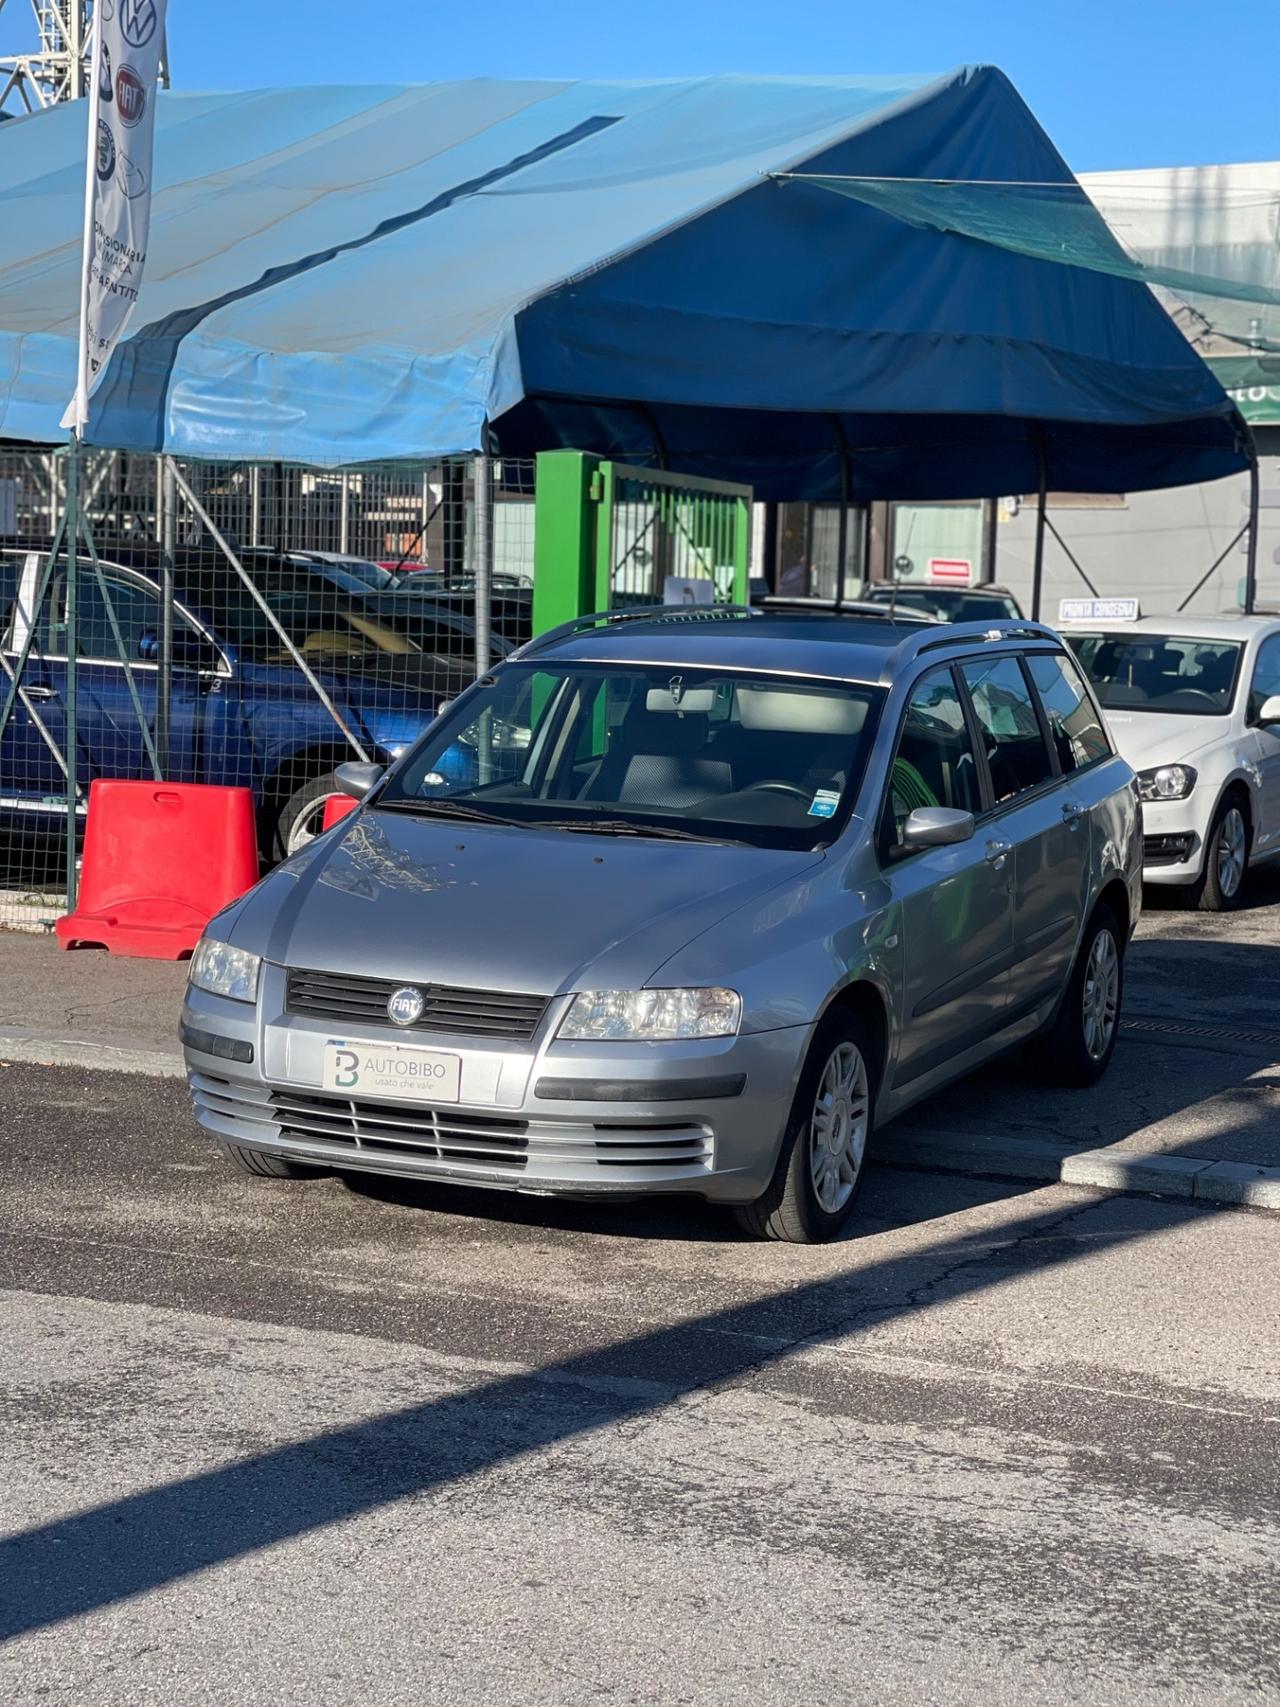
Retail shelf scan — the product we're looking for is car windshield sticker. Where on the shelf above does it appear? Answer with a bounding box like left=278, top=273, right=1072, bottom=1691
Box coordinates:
left=808, top=788, right=840, bottom=819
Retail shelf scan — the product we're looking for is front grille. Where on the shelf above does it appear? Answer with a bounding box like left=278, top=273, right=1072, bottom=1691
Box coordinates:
left=1143, top=833, right=1194, bottom=867
left=285, top=967, right=551, bottom=1042
left=270, top=1087, right=531, bottom=1170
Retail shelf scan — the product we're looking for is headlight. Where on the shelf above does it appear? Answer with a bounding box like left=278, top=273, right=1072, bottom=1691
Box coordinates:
left=1137, top=764, right=1197, bottom=802
left=189, top=938, right=261, bottom=1004
left=558, top=988, right=742, bottom=1041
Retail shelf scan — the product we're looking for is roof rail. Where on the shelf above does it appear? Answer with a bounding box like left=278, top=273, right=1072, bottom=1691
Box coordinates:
left=760, top=595, right=939, bottom=626
left=886, top=619, right=1060, bottom=674
left=510, top=604, right=758, bottom=660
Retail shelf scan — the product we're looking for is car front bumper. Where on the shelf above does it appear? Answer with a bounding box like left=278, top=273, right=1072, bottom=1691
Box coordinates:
left=1140, top=797, right=1208, bottom=886
left=181, top=967, right=807, bottom=1205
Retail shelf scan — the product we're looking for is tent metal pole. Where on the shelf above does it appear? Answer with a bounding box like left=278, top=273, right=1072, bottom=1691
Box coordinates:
left=64, top=437, right=80, bottom=909
left=831, top=417, right=850, bottom=609
left=1031, top=434, right=1048, bottom=622
left=472, top=451, right=493, bottom=681
left=1244, top=447, right=1260, bottom=616
left=157, top=456, right=177, bottom=776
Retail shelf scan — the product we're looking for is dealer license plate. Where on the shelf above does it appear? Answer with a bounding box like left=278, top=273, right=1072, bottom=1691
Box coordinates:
left=322, top=1039, right=462, bottom=1103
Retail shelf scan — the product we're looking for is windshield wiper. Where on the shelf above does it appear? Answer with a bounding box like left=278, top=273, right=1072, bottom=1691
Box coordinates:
left=375, top=798, right=525, bottom=826
left=531, top=817, right=745, bottom=845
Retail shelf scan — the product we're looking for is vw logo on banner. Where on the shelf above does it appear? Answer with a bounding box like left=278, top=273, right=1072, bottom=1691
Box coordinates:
left=121, top=0, right=159, bottom=47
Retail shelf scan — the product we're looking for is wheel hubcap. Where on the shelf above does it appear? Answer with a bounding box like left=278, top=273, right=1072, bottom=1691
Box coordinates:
left=1216, top=808, right=1246, bottom=898
left=1082, top=929, right=1120, bottom=1061
left=809, top=1041, right=869, bottom=1214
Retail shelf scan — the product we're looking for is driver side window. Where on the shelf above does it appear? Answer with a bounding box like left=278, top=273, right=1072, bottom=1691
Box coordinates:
left=882, top=666, right=981, bottom=855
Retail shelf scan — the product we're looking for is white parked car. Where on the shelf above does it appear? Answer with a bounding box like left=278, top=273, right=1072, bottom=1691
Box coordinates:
left=1065, top=616, right=1280, bottom=909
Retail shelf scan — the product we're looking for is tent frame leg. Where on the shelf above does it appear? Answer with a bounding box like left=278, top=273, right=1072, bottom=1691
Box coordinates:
left=1244, top=447, right=1260, bottom=616
left=1030, top=438, right=1048, bottom=622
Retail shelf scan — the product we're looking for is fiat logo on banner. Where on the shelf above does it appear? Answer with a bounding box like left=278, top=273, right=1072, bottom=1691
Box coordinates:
left=115, top=64, right=147, bottom=126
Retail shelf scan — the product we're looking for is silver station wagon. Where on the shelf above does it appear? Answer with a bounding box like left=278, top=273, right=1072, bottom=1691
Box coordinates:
left=183, top=607, right=1141, bottom=1242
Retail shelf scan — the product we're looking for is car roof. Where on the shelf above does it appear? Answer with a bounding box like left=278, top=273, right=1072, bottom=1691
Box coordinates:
left=1061, top=614, right=1280, bottom=642
left=519, top=609, right=1060, bottom=686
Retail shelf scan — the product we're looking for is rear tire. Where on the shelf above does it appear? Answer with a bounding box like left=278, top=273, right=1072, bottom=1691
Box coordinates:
left=1027, top=903, right=1123, bottom=1088
left=1193, top=794, right=1249, bottom=913
left=733, top=1009, right=878, bottom=1244
left=221, top=1144, right=324, bottom=1180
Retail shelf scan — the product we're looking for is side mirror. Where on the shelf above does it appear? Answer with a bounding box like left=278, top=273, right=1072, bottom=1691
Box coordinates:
left=1257, top=694, right=1280, bottom=726
left=334, top=760, right=384, bottom=801
left=902, top=806, right=976, bottom=849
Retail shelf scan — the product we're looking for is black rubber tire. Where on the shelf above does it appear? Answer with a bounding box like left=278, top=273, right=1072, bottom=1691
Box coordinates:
left=1192, top=793, right=1250, bottom=914
left=222, top=1143, right=323, bottom=1180
left=733, top=1008, right=879, bottom=1244
left=269, top=770, right=343, bottom=862
left=1027, top=903, right=1123, bottom=1089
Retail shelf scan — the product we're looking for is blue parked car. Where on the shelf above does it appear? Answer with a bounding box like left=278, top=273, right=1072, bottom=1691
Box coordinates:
left=0, top=543, right=476, bottom=857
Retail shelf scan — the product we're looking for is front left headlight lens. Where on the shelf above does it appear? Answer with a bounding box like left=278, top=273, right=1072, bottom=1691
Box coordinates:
left=558, top=987, right=742, bottom=1041
left=1137, top=764, right=1198, bottom=802
left=189, top=938, right=261, bottom=1004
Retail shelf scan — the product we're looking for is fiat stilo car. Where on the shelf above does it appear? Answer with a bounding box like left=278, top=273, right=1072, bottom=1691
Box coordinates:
left=183, top=606, right=1140, bottom=1242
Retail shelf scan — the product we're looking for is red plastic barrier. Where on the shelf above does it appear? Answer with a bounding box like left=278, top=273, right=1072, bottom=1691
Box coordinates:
left=321, top=793, right=358, bottom=831
left=56, top=779, right=259, bottom=960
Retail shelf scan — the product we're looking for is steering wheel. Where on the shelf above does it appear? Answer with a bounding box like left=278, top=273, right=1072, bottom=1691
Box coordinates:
left=1174, top=689, right=1220, bottom=706
left=751, top=779, right=813, bottom=800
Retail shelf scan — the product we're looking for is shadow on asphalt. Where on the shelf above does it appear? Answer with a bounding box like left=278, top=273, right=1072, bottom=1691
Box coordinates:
left=0, top=1180, right=1202, bottom=1642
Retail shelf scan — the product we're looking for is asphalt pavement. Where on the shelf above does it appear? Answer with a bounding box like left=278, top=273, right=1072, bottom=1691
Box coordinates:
left=2, top=1064, right=1278, bottom=1704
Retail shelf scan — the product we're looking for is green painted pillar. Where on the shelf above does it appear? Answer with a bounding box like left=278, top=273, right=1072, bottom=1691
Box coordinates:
left=532, top=450, right=602, bottom=637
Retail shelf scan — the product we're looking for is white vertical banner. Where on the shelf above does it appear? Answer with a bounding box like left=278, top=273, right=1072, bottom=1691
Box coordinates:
left=62, top=0, right=168, bottom=437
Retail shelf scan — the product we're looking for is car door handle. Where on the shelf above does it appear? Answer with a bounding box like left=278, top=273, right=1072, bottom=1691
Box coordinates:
left=1062, top=800, right=1085, bottom=828
left=984, top=838, right=1012, bottom=867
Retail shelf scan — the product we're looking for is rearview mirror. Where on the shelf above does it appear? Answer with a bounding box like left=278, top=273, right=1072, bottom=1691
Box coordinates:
left=1257, top=694, right=1280, bottom=726
left=334, top=760, right=384, bottom=801
left=902, top=806, right=976, bottom=849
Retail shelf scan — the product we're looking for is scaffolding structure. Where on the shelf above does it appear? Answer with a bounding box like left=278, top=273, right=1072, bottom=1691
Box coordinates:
left=0, top=0, right=168, bottom=116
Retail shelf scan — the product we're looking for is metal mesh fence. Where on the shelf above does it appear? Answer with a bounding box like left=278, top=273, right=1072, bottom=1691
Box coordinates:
left=0, top=448, right=535, bottom=931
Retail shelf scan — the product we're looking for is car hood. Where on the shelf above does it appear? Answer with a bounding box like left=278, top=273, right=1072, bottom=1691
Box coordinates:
left=1101, top=709, right=1234, bottom=771
left=223, top=808, right=823, bottom=995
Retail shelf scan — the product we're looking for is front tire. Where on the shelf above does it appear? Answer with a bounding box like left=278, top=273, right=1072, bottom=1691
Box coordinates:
left=733, top=1009, right=877, bottom=1244
left=1194, top=795, right=1249, bottom=912
left=1028, top=903, right=1123, bottom=1088
left=221, top=1144, right=324, bottom=1180
left=270, top=770, right=345, bottom=861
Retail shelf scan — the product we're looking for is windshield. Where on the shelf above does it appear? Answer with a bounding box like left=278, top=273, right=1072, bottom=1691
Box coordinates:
left=380, top=663, right=885, bottom=849
left=1067, top=632, right=1243, bottom=715
left=870, top=587, right=1021, bottom=622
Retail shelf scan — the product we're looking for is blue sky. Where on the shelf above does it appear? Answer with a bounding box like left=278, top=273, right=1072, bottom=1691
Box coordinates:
left=3, top=0, right=1275, bottom=171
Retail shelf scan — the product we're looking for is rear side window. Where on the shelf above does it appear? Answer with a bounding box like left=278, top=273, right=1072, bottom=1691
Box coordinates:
left=961, top=656, right=1054, bottom=804
left=0, top=553, right=18, bottom=647
left=883, top=665, right=981, bottom=851
left=1026, top=652, right=1111, bottom=773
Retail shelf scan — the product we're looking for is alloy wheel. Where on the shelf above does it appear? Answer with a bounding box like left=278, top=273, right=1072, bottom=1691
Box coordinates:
left=1215, top=807, right=1246, bottom=900
left=808, top=1041, right=869, bottom=1213
left=1082, top=928, right=1120, bottom=1061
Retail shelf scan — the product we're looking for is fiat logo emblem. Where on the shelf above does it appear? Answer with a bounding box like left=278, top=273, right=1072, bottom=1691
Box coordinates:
left=387, top=986, right=425, bottom=1027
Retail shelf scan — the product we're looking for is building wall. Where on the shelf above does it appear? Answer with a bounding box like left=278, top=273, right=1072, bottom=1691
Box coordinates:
left=990, top=451, right=1280, bottom=620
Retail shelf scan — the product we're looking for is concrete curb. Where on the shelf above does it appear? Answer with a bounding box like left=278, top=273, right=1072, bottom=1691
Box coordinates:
left=880, top=1127, right=1280, bottom=1211
left=0, top=1032, right=185, bottom=1079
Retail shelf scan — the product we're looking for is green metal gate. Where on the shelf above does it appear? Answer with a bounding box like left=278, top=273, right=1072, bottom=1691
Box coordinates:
left=532, top=451, right=751, bottom=636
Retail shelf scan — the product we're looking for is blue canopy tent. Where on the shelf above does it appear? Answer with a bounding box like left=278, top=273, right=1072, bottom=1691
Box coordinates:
left=0, top=67, right=1251, bottom=502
